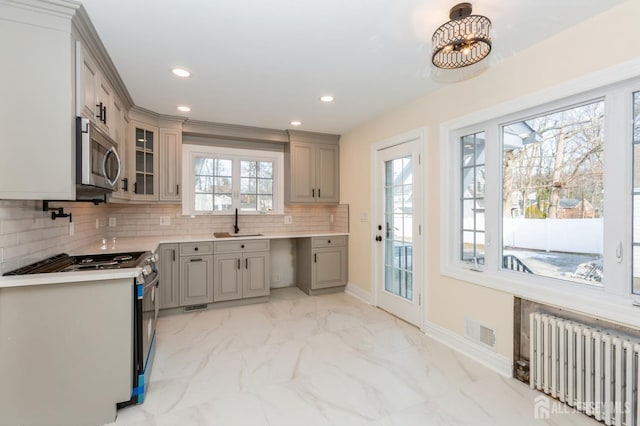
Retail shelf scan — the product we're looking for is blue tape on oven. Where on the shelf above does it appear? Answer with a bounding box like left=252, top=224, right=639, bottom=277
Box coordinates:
left=134, top=333, right=156, bottom=404
left=136, top=284, right=143, bottom=299
left=133, top=376, right=145, bottom=397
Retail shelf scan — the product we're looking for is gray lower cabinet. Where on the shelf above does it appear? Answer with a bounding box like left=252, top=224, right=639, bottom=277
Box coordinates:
left=213, top=240, right=270, bottom=302
left=158, top=243, right=180, bottom=309
left=179, top=242, right=214, bottom=306
left=297, top=236, right=348, bottom=294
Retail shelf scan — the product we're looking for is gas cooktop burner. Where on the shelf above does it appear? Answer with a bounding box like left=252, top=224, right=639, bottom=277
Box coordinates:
left=3, top=251, right=150, bottom=275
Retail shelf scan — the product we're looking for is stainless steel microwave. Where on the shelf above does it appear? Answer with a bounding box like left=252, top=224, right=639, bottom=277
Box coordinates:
left=76, top=117, right=121, bottom=199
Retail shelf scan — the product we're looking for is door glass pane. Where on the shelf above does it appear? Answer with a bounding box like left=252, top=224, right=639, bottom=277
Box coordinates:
left=633, top=92, right=640, bottom=293
left=384, top=156, right=413, bottom=301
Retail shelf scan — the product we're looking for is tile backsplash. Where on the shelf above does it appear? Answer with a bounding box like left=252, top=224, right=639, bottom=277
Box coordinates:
left=0, top=200, right=108, bottom=274
left=0, top=200, right=348, bottom=274
left=105, top=204, right=348, bottom=238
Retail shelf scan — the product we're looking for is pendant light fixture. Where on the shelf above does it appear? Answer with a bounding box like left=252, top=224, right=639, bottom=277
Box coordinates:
left=431, top=2, right=492, bottom=69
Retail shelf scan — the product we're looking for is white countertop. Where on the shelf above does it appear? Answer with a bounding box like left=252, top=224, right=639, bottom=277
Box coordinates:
left=74, top=231, right=349, bottom=255
left=0, top=231, right=348, bottom=289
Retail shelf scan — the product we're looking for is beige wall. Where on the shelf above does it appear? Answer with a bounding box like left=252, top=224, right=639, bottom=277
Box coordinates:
left=340, top=0, right=640, bottom=358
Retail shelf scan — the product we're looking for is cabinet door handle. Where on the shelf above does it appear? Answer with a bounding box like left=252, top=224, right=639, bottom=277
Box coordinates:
left=191, top=258, right=203, bottom=262
left=95, top=102, right=103, bottom=120
left=328, top=239, right=331, bottom=244
left=103, top=105, right=107, bottom=124
left=318, top=189, right=321, bottom=198
left=176, top=184, right=180, bottom=195
left=122, top=177, right=129, bottom=192
left=314, top=253, right=317, bottom=263
left=245, top=258, right=248, bottom=269
left=172, top=249, right=176, bottom=262
left=194, top=247, right=199, bottom=251
left=237, top=259, right=241, bottom=270
left=312, top=188, right=315, bottom=198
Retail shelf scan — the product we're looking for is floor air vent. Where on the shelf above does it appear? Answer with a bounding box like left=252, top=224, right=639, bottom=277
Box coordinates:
left=464, top=318, right=497, bottom=348
left=184, top=304, right=207, bottom=312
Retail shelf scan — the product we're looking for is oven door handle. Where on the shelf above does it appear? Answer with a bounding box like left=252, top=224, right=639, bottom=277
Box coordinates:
left=103, top=146, right=122, bottom=188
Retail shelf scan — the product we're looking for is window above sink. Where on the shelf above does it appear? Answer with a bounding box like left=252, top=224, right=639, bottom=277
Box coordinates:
left=182, top=145, right=284, bottom=216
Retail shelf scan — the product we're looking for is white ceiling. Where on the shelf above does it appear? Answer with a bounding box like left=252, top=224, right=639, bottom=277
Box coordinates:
left=79, top=0, right=624, bottom=135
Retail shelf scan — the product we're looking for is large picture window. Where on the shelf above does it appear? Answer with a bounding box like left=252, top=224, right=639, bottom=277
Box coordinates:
left=502, top=100, right=604, bottom=285
left=442, top=75, right=637, bottom=307
left=182, top=145, right=283, bottom=215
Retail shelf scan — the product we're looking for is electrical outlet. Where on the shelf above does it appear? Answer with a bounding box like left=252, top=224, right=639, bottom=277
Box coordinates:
left=95, top=218, right=100, bottom=229
left=360, top=212, right=369, bottom=222
left=108, top=217, right=117, bottom=227
left=330, top=214, right=334, bottom=224
left=284, top=215, right=293, bottom=225
left=160, top=216, right=171, bottom=226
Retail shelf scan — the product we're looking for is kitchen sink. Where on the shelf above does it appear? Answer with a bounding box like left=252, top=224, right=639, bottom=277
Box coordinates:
left=214, top=232, right=263, bottom=238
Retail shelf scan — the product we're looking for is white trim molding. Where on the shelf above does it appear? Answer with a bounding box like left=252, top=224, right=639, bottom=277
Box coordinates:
left=345, top=282, right=372, bottom=304
left=424, top=320, right=513, bottom=378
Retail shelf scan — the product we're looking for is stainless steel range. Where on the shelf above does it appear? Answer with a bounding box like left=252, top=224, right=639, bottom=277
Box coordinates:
left=4, top=251, right=159, bottom=407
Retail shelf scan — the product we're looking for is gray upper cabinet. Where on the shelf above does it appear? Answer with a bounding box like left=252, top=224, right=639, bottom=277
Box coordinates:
left=109, top=101, right=131, bottom=201
left=213, top=240, right=270, bottom=302
left=0, top=2, right=133, bottom=200
left=76, top=42, right=99, bottom=122
left=159, top=128, right=182, bottom=202
left=285, top=130, right=340, bottom=204
left=1, top=5, right=77, bottom=199
left=130, top=121, right=159, bottom=201
left=158, top=244, right=180, bottom=309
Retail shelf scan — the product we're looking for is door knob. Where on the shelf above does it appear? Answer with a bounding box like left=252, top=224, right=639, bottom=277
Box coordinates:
left=375, top=235, right=382, bottom=242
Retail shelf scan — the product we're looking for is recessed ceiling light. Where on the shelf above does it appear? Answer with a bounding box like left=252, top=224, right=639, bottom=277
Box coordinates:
left=171, top=67, right=191, bottom=78
left=290, top=121, right=302, bottom=126
left=177, top=105, right=191, bottom=112
left=320, top=95, right=334, bottom=103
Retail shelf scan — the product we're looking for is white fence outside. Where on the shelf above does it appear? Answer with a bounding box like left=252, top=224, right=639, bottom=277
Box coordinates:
left=502, top=218, right=603, bottom=254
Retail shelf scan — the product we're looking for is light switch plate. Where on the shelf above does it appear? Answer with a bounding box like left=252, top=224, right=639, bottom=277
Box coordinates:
left=108, top=217, right=117, bottom=227
left=284, top=215, right=293, bottom=225
left=160, top=216, right=171, bottom=226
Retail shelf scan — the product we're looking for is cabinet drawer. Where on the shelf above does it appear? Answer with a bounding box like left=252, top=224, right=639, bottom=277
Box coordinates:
left=311, top=236, right=346, bottom=248
left=180, top=242, right=213, bottom=256
left=214, top=239, right=270, bottom=253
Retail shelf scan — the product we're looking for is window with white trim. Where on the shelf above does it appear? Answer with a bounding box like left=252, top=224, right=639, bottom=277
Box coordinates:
left=633, top=91, right=640, bottom=294
left=460, top=131, right=486, bottom=267
left=182, top=145, right=283, bottom=215
left=444, top=77, right=637, bottom=300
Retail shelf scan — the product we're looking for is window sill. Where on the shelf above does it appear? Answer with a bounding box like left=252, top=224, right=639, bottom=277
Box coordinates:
left=441, top=262, right=640, bottom=330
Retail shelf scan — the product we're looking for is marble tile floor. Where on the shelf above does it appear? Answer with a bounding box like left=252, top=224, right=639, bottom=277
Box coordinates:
left=111, top=287, right=598, bottom=426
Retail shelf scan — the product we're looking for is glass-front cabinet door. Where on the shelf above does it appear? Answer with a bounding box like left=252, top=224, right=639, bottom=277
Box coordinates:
left=131, top=121, right=159, bottom=200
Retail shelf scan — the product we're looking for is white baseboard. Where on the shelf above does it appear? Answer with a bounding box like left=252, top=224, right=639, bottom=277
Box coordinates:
left=345, top=282, right=372, bottom=304
left=424, top=320, right=513, bottom=378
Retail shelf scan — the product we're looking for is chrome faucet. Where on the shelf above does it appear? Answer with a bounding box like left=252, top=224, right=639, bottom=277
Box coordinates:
left=233, top=208, right=240, bottom=234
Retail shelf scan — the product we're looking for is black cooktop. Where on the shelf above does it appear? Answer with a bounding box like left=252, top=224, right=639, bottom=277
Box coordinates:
left=3, top=252, right=147, bottom=275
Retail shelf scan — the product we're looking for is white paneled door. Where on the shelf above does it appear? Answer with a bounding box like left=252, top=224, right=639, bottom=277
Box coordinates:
left=373, top=134, right=424, bottom=327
